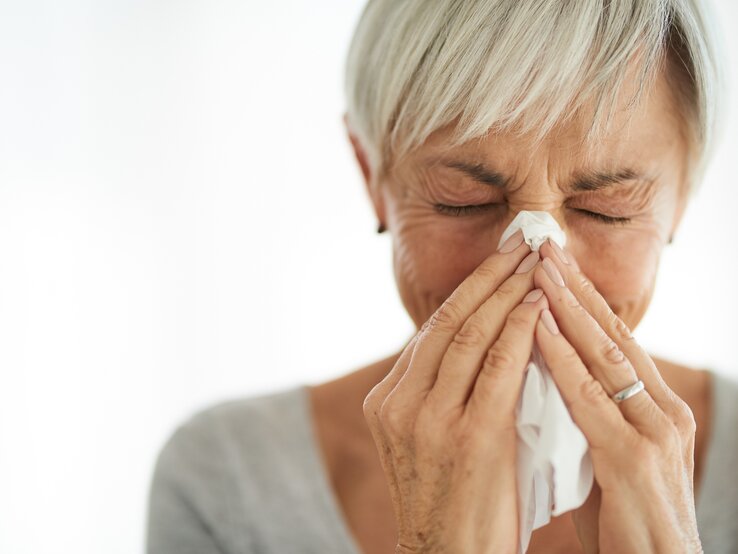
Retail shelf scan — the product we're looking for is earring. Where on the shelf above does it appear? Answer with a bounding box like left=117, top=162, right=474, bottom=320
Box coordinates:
left=668, top=234, right=674, bottom=245
left=377, top=221, right=387, bottom=234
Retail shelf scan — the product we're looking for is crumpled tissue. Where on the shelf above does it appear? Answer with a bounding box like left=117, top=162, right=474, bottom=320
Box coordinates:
left=496, top=211, right=594, bottom=554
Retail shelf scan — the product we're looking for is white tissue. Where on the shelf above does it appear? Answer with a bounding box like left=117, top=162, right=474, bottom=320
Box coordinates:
left=496, top=211, right=594, bottom=554
left=498, top=211, right=567, bottom=253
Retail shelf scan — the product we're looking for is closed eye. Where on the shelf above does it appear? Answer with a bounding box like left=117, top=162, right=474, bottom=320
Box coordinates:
left=434, top=203, right=631, bottom=225
left=570, top=208, right=632, bottom=225
left=433, top=202, right=501, bottom=216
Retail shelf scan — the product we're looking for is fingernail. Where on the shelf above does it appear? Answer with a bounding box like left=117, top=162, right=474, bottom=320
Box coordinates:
left=498, top=229, right=525, bottom=253
left=542, top=257, right=565, bottom=287
left=515, top=251, right=540, bottom=274
left=548, top=239, right=569, bottom=265
left=541, top=309, right=559, bottom=335
left=523, top=288, right=544, bottom=303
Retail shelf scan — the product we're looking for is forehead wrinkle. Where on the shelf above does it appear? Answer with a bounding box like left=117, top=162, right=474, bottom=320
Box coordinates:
left=417, top=136, right=665, bottom=199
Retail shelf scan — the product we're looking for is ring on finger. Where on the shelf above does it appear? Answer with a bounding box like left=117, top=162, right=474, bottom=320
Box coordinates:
left=610, top=379, right=646, bottom=404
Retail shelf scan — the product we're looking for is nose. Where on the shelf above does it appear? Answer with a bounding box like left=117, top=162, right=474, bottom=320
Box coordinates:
left=504, top=202, right=568, bottom=232
left=497, top=209, right=568, bottom=252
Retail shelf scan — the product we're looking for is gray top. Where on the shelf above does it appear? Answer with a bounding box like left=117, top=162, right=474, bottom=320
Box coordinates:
left=146, top=370, right=738, bottom=554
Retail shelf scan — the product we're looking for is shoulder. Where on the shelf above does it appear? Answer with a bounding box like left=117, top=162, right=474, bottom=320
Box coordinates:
left=151, top=385, right=308, bottom=489
left=701, top=369, right=738, bottom=460
left=706, top=370, right=738, bottom=438
left=697, top=370, right=738, bottom=553
left=146, top=385, right=308, bottom=553
left=709, top=369, right=738, bottom=400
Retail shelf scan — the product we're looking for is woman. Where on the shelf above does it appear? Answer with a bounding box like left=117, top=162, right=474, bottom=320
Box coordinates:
left=146, top=1, right=738, bottom=553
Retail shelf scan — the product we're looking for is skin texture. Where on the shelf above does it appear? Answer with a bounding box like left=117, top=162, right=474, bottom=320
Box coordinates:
left=362, top=63, right=689, bottom=336
left=530, top=243, right=702, bottom=553
left=305, top=63, right=713, bottom=554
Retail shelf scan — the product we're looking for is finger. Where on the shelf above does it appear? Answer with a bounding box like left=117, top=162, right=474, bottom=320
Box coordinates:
left=537, top=239, right=684, bottom=417
left=362, top=333, right=419, bottom=514
left=366, top=333, right=419, bottom=410
left=364, top=333, right=419, bottom=451
left=426, top=252, right=542, bottom=413
left=533, top=311, right=642, bottom=451
left=364, top=333, right=420, bottom=447
left=463, top=291, right=549, bottom=428
left=532, top=262, right=672, bottom=441
left=393, top=230, right=532, bottom=406
left=533, top=257, right=639, bottom=396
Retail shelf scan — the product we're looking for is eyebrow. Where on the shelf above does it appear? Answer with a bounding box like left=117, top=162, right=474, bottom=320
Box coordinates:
left=570, top=167, right=647, bottom=191
left=439, top=158, right=650, bottom=192
left=439, top=159, right=509, bottom=188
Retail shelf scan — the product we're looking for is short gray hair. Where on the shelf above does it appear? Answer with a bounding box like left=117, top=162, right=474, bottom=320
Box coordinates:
left=343, top=0, right=725, bottom=195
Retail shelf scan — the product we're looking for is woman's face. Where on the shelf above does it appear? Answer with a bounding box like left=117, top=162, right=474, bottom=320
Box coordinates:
left=353, top=68, right=689, bottom=333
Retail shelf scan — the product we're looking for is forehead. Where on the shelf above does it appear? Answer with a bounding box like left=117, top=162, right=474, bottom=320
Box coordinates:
left=410, top=65, right=687, bottom=180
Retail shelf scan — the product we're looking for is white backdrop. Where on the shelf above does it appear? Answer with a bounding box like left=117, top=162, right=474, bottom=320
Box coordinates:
left=0, top=1, right=736, bottom=553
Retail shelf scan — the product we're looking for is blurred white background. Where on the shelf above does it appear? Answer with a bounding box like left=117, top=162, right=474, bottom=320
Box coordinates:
left=0, top=1, right=736, bottom=553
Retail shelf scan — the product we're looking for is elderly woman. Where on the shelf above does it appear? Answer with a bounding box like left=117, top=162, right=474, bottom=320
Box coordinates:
left=146, top=1, right=737, bottom=553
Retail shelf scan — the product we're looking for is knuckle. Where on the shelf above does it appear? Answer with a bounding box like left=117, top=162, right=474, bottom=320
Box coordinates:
left=578, top=375, right=608, bottom=406
left=601, top=336, right=634, bottom=376
left=492, top=282, right=515, bottom=302
left=426, top=298, right=465, bottom=333
left=378, top=398, right=407, bottom=436
left=560, top=346, right=583, bottom=369
left=601, top=335, right=647, bottom=398
left=419, top=316, right=432, bottom=334
left=565, top=296, right=590, bottom=320
left=506, top=307, right=532, bottom=331
left=565, top=292, right=582, bottom=310
left=474, top=262, right=501, bottom=283
left=608, top=311, right=634, bottom=342
left=362, top=386, right=383, bottom=421
left=578, top=273, right=597, bottom=295
left=601, top=337, right=627, bottom=366
left=672, top=398, right=697, bottom=436
left=482, top=341, right=518, bottom=374
left=452, top=317, right=489, bottom=349
left=362, top=393, right=376, bottom=420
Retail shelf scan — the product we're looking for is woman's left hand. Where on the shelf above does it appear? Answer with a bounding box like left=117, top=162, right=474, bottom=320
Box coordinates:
left=531, top=239, right=702, bottom=554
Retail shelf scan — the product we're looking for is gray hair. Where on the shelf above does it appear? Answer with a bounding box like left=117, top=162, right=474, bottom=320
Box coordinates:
left=343, top=0, right=726, bottom=195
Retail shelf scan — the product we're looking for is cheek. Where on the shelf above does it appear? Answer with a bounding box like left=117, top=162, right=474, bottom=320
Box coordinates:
left=390, top=209, right=505, bottom=327
left=570, top=224, right=663, bottom=326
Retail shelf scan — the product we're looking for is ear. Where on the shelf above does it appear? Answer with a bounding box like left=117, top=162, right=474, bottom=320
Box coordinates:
left=343, top=112, right=387, bottom=231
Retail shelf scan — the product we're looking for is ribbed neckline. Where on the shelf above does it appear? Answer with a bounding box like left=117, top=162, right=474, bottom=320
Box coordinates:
left=292, top=369, right=727, bottom=552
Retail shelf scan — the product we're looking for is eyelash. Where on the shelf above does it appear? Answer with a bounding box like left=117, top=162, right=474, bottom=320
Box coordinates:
left=433, top=203, right=632, bottom=225
left=571, top=208, right=632, bottom=225
left=433, top=202, right=501, bottom=216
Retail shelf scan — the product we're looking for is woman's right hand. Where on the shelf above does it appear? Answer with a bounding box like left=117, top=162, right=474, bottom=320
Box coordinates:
left=363, top=229, right=550, bottom=554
